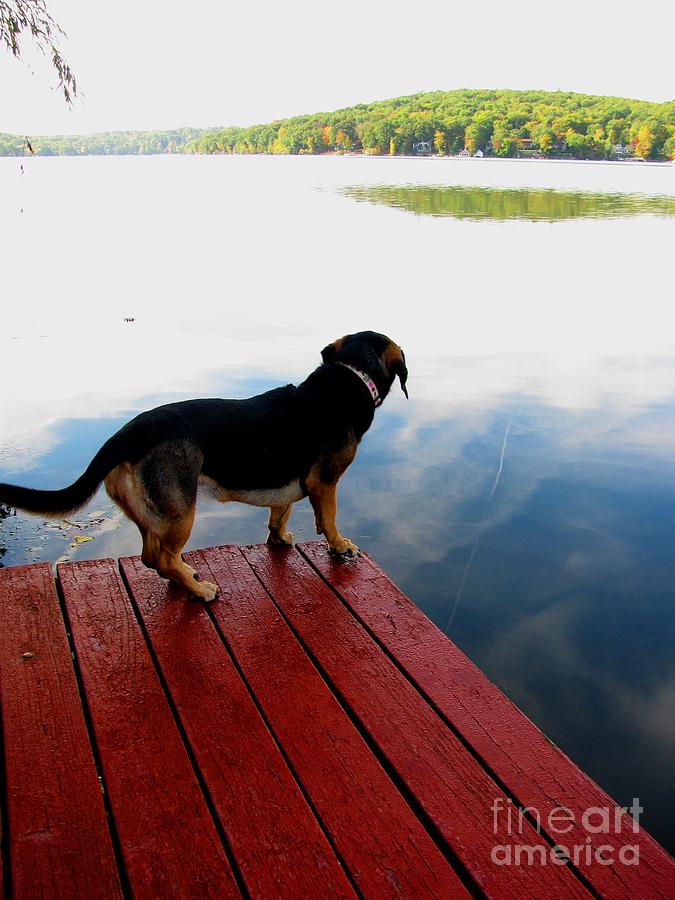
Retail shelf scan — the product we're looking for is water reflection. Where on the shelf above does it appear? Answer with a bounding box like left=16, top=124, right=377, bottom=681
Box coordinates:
left=342, top=392, right=675, bottom=854
left=342, top=184, right=675, bottom=221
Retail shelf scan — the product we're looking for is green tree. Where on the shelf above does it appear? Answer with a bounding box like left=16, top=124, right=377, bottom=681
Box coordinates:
left=442, top=117, right=466, bottom=153
left=606, top=118, right=627, bottom=145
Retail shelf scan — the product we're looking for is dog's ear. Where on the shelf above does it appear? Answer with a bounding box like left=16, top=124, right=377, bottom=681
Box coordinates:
left=394, top=354, right=409, bottom=399
left=321, top=335, right=347, bottom=364
left=385, top=345, right=409, bottom=398
left=321, top=343, right=337, bottom=364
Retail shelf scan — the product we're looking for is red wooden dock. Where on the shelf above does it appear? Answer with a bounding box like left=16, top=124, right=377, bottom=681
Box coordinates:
left=0, top=542, right=672, bottom=899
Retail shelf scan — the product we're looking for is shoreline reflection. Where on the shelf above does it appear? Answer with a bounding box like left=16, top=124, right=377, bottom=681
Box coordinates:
left=342, top=184, right=675, bottom=221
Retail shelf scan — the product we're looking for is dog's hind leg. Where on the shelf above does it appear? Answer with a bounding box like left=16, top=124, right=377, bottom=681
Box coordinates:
left=105, top=463, right=159, bottom=564
left=140, top=528, right=160, bottom=569
left=154, top=509, right=218, bottom=602
left=105, top=442, right=216, bottom=601
left=267, top=503, right=294, bottom=546
left=139, top=442, right=217, bottom=600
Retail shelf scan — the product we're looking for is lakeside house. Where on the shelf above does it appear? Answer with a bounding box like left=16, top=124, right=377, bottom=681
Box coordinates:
left=516, top=136, right=539, bottom=157
left=412, top=139, right=432, bottom=155
left=611, top=143, right=630, bottom=159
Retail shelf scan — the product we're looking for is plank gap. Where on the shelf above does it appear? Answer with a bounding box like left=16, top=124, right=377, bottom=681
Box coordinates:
left=116, top=561, right=250, bottom=899
left=201, top=574, right=365, bottom=900
left=297, top=546, right=604, bottom=897
left=0, top=564, right=121, bottom=897
left=193, top=546, right=465, bottom=897
left=238, top=547, right=481, bottom=898
left=54, top=573, right=132, bottom=900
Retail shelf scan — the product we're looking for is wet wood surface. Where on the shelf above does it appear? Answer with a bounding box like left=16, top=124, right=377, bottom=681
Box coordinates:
left=0, top=542, right=673, bottom=899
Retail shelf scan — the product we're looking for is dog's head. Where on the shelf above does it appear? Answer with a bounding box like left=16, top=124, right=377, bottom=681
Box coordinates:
left=321, top=331, right=408, bottom=402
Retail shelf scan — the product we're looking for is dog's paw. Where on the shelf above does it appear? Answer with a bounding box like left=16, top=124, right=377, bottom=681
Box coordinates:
left=330, top=537, right=360, bottom=560
left=267, top=530, right=294, bottom=547
left=192, top=579, right=219, bottom=602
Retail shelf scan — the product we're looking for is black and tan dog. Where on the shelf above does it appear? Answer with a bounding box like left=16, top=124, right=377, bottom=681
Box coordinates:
left=0, top=331, right=407, bottom=600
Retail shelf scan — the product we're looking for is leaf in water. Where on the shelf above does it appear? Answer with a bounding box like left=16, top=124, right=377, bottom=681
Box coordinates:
left=70, top=535, right=94, bottom=546
left=63, top=518, right=82, bottom=528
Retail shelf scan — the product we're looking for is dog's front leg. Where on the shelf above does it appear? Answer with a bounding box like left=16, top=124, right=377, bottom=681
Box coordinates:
left=267, top=503, right=294, bottom=546
left=306, top=479, right=359, bottom=559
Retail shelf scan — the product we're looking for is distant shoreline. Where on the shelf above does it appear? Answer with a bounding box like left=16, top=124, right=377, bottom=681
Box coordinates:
left=323, top=153, right=673, bottom=167
left=2, top=88, right=673, bottom=162
left=1, top=152, right=670, bottom=167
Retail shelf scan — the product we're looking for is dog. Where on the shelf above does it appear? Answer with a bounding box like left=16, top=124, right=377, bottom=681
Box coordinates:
left=0, top=331, right=408, bottom=600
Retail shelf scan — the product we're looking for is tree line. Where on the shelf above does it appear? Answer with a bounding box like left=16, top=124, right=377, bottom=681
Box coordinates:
left=0, top=127, right=204, bottom=156
left=1, top=90, right=673, bottom=160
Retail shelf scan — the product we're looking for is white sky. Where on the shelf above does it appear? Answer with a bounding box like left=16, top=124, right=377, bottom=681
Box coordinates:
left=1, top=0, right=673, bottom=135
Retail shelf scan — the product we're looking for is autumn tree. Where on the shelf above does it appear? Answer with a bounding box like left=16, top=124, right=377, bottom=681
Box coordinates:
left=334, top=128, right=352, bottom=151
left=632, top=124, right=655, bottom=159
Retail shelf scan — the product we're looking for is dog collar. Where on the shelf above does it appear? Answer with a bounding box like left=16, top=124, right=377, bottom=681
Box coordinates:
left=337, top=362, right=382, bottom=407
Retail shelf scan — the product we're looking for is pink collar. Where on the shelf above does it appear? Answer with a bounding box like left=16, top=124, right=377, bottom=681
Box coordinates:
left=337, top=362, right=382, bottom=407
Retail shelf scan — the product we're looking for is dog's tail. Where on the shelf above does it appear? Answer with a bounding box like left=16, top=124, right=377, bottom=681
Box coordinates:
left=0, top=432, right=126, bottom=518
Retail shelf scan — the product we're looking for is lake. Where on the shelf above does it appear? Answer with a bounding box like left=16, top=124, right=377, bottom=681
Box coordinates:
left=1, top=153, right=674, bottom=851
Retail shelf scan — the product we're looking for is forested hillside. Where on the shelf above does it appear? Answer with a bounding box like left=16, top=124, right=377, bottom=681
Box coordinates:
left=188, top=90, right=674, bottom=160
left=2, top=90, right=673, bottom=160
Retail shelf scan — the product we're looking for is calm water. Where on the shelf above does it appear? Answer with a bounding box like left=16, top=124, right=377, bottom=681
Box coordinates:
left=1, top=155, right=674, bottom=851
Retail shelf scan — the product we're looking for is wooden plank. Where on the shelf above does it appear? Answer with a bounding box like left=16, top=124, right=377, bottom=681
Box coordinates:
left=0, top=563, right=121, bottom=899
left=187, top=545, right=469, bottom=899
left=120, top=554, right=355, bottom=900
left=300, top=541, right=675, bottom=899
left=58, top=559, right=240, bottom=899
left=244, top=544, right=592, bottom=899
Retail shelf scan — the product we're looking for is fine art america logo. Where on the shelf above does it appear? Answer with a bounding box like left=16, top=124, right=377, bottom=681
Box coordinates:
left=491, top=797, right=643, bottom=866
